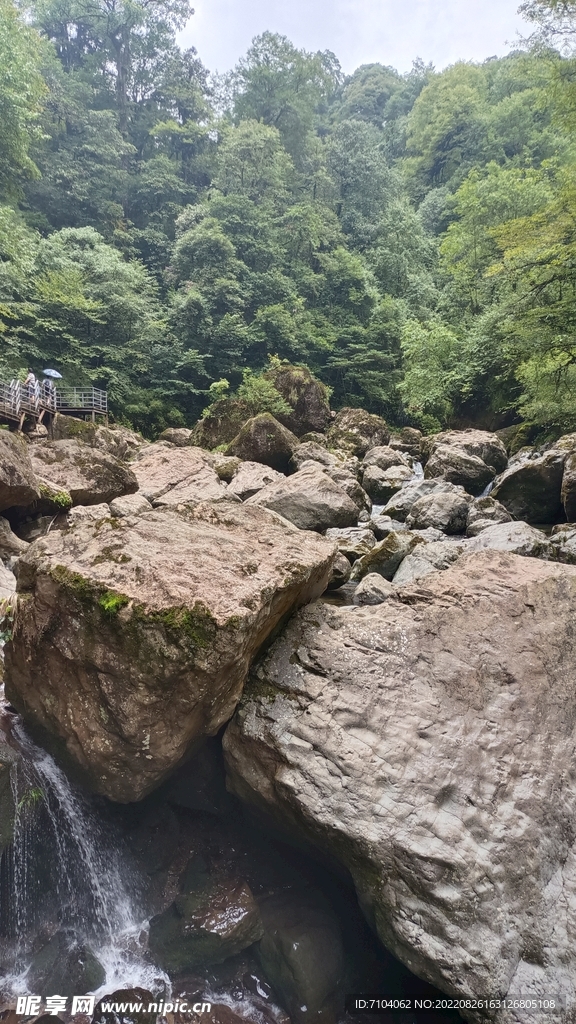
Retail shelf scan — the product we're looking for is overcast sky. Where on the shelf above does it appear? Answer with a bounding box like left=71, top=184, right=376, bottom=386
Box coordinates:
left=178, top=0, right=527, bottom=77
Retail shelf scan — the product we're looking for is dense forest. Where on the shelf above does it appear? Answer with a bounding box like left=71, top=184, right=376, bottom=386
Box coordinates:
left=1, top=0, right=576, bottom=436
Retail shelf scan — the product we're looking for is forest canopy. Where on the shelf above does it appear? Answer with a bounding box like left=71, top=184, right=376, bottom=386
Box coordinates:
left=1, top=0, right=576, bottom=436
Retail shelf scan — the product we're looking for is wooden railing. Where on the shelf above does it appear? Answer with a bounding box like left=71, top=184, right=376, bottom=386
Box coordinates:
left=0, top=379, right=107, bottom=421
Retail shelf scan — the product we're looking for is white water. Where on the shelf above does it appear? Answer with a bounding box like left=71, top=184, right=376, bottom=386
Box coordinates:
left=1, top=716, right=169, bottom=1001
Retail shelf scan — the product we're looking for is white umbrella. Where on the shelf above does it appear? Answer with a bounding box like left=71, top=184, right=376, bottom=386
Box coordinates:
left=43, top=369, right=63, bottom=379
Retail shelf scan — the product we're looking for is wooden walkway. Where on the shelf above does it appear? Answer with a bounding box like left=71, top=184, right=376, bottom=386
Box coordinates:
left=0, top=380, right=108, bottom=430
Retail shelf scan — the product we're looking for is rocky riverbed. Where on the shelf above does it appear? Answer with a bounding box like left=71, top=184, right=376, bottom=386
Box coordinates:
left=2, top=373, right=576, bottom=1024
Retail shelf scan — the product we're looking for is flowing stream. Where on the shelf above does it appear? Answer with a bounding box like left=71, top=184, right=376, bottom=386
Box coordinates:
left=0, top=707, right=168, bottom=1003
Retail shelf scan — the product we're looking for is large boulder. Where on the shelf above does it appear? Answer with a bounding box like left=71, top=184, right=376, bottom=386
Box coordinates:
left=257, top=890, right=345, bottom=1024
left=245, top=463, right=359, bottom=533
left=351, top=530, right=423, bottom=581
left=158, top=427, right=194, bottom=446
left=352, top=573, right=395, bottom=606
left=191, top=398, right=251, bottom=451
left=325, top=527, right=376, bottom=563
left=264, top=363, right=331, bottom=437
left=326, top=409, right=390, bottom=458
left=227, top=462, right=284, bottom=501
left=492, top=449, right=566, bottom=524
left=561, top=452, right=576, bottom=523
left=0, top=517, right=29, bottom=558
left=51, top=415, right=145, bottom=460
left=131, top=444, right=229, bottom=507
left=29, top=440, right=138, bottom=507
left=465, top=521, right=551, bottom=559
left=392, top=540, right=465, bottom=586
left=406, top=489, right=471, bottom=534
left=388, top=427, right=423, bottom=460
left=320, top=465, right=371, bottom=514
left=362, top=446, right=411, bottom=472
left=421, top=429, right=508, bottom=474
left=0, top=431, right=40, bottom=511
left=224, top=553, right=576, bottom=1019
left=361, top=465, right=413, bottom=503
left=290, top=442, right=345, bottom=474
left=5, top=502, right=336, bottom=801
left=466, top=496, right=512, bottom=537
left=424, top=445, right=494, bottom=497
left=28, top=930, right=105, bottom=997
left=149, top=873, right=263, bottom=972
left=226, top=414, right=299, bottom=473
left=382, top=479, right=465, bottom=522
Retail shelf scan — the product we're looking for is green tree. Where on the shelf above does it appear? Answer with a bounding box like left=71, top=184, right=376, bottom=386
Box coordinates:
left=0, top=0, right=46, bottom=200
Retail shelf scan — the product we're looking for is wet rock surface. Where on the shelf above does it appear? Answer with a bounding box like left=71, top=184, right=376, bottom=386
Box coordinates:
left=224, top=552, right=576, bottom=1020
left=4, top=501, right=335, bottom=801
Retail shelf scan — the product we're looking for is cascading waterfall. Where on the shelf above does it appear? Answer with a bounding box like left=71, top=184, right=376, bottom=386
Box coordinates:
left=0, top=714, right=168, bottom=1002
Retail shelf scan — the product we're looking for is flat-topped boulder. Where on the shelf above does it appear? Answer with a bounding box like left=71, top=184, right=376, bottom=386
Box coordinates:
left=29, top=439, right=138, bottom=506
left=5, top=501, right=336, bottom=801
left=131, top=443, right=229, bottom=507
left=224, top=552, right=576, bottom=1020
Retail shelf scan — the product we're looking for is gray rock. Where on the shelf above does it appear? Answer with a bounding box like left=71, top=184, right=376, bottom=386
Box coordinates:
left=0, top=517, right=28, bottom=558
left=66, top=503, right=111, bottom=527
left=326, top=408, right=390, bottom=458
left=246, top=463, right=359, bottom=532
left=325, top=527, right=376, bottom=563
left=424, top=444, right=494, bottom=497
left=290, top=442, right=345, bottom=473
left=392, top=540, right=464, bottom=586
left=326, top=552, right=352, bottom=590
left=465, top=521, right=551, bottom=558
left=0, top=431, right=40, bottom=512
left=257, top=890, right=345, bottom=1024
left=409, top=526, right=448, bottom=543
left=109, top=492, right=153, bottom=517
left=227, top=413, right=299, bottom=473
left=0, top=562, right=16, bottom=599
left=227, top=461, right=284, bottom=500
left=361, top=464, right=413, bottom=503
left=158, top=427, right=194, bottom=446
left=383, top=479, right=465, bottom=522
left=466, top=496, right=512, bottom=537
left=369, top=515, right=409, bottom=540
left=421, top=429, right=508, bottom=474
left=388, top=427, right=422, bottom=459
left=362, top=446, right=411, bottom=472
left=562, top=452, right=576, bottom=522
left=351, top=530, right=423, bottom=581
left=28, top=930, right=105, bottom=997
left=149, top=875, right=263, bottom=972
left=492, top=449, right=566, bottom=523
left=29, top=440, right=138, bottom=507
left=406, top=490, right=471, bottom=534
left=224, top=552, right=576, bottom=1018
left=322, top=465, right=371, bottom=513
left=353, top=573, right=395, bottom=605
left=132, top=443, right=231, bottom=507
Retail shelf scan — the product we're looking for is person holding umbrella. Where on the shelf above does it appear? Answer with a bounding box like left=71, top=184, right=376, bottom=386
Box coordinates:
left=42, top=368, right=62, bottom=409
